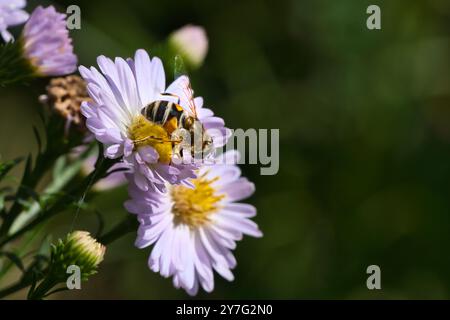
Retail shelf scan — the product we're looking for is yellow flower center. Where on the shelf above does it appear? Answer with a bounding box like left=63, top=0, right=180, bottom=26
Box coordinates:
left=171, top=173, right=224, bottom=228
left=128, top=115, right=173, bottom=164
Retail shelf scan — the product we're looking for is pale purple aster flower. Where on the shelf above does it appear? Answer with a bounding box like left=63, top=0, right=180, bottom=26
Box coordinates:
left=0, top=0, right=28, bottom=42
left=21, top=6, right=77, bottom=76
left=125, top=150, right=262, bottom=295
left=79, top=49, right=230, bottom=193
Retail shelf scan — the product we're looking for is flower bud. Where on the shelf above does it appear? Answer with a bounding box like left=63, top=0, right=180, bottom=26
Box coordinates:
left=28, top=231, right=105, bottom=299
left=21, top=6, right=77, bottom=76
left=39, top=75, right=91, bottom=130
left=169, top=25, right=208, bottom=69
left=0, top=6, right=77, bottom=86
left=51, top=230, right=105, bottom=280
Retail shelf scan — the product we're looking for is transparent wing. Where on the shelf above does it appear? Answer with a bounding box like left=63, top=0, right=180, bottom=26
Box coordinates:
left=165, top=74, right=198, bottom=118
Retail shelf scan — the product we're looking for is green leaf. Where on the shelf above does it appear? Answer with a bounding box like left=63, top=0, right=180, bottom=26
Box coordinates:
left=0, top=157, right=23, bottom=181
left=94, top=210, right=105, bottom=238
left=26, top=272, right=38, bottom=300
left=20, top=185, right=41, bottom=204
left=0, top=251, right=25, bottom=273
left=22, top=254, right=50, bottom=286
left=38, top=235, right=53, bottom=256
left=0, top=39, right=36, bottom=86
left=33, top=126, right=43, bottom=153
left=52, top=156, right=67, bottom=178
left=22, top=154, right=33, bottom=184
left=43, top=286, right=69, bottom=298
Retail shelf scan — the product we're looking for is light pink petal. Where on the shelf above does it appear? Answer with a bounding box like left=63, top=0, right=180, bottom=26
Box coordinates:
left=134, top=49, right=154, bottom=106
left=219, top=178, right=255, bottom=202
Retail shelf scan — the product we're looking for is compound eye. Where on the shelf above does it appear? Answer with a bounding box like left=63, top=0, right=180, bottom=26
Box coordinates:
left=185, top=117, right=194, bottom=129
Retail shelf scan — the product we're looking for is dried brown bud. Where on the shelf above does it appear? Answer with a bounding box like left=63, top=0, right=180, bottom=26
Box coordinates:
left=39, top=75, right=91, bottom=128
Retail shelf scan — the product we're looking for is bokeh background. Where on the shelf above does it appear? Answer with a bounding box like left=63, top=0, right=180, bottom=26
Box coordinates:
left=1, top=0, right=450, bottom=299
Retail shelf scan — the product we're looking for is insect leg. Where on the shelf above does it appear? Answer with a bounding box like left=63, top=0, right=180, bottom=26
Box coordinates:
left=133, top=135, right=182, bottom=144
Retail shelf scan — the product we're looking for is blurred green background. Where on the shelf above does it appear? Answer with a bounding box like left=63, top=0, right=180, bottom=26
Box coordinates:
left=1, top=0, right=450, bottom=299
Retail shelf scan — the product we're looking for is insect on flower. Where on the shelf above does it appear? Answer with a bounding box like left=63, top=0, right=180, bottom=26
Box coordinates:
left=130, top=75, right=214, bottom=162
left=80, top=49, right=230, bottom=192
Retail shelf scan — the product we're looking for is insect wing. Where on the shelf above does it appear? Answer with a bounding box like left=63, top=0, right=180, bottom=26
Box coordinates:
left=166, top=75, right=198, bottom=118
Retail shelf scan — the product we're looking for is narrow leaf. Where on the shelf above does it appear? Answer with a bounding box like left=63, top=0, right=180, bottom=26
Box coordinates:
left=0, top=157, right=23, bottom=181
left=33, top=126, right=42, bottom=153
left=0, top=251, right=25, bottom=272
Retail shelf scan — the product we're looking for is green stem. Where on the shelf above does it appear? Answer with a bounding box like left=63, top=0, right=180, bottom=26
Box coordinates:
left=0, top=156, right=117, bottom=248
left=9, top=152, right=88, bottom=235
left=0, top=212, right=135, bottom=299
left=0, top=113, right=85, bottom=240
left=0, top=265, right=48, bottom=299
left=0, top=151, right=56, bottom=237
left=0, top=207, right=62, bottom=248
left=27, top=273, right=58, bottom=300
left=0, top=224, right=45, bottom=284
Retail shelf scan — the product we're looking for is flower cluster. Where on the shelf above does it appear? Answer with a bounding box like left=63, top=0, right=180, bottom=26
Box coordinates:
left=79, top=48, right=262, bottom=294
left=0, top=2, right=262, bottom=297
left=79, top=50, right=230, bottom=192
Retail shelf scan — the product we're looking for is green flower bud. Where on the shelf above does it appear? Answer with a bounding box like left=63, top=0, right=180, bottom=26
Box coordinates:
left=28, top=231, right=105, bottom=299
left=51, top=230, right=106, bottom=281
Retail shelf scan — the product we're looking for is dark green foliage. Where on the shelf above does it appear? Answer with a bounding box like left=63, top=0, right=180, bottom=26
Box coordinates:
left=0, top=157, right=23, bottom=182
left=0, top=40, right=36, bottom=86
left=0, top=251, right=25, bottom=272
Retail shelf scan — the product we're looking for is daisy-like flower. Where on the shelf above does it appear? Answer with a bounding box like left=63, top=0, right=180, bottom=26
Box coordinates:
left=125, top=151, right=263, bottom=295
left=21, top=6, right=77, bottom=76
left=0, top=0, right=28, bottom=42
left=79, top=49, right=230, bottom=193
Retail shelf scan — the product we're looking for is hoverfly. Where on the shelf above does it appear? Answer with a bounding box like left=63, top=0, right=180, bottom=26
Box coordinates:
left=134, top=76, right=213, bottom=162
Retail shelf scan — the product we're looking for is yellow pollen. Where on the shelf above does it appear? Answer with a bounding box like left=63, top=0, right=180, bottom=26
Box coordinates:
left=128, top=115, right=173, bottom=164
left=171, top=174, right=224, bottom=228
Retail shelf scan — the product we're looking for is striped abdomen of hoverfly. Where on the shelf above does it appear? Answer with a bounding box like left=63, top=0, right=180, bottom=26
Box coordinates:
left=140, top=99, right=213, bottom=160
left=141, top=100, right=194, bottom=134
